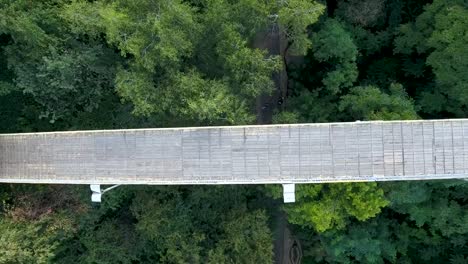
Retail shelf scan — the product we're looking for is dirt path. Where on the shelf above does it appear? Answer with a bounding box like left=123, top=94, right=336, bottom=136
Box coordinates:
left=254, top=24, right=287, bottom=125
left=252, top=23, right=302, bottom=263
left=273, top=211, right=303, bottom=264
left=273, top=211, right=289, bottom=263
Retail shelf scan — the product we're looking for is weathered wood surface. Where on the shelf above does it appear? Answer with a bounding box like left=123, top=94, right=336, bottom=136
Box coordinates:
left=1, top=120, right=468, bottom=185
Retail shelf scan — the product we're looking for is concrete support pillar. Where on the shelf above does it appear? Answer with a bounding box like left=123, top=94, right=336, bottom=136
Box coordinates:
left=90, top=184, right=102, bottom=203
left=90, top=184, right=121, bottom=203
left=282, top=183, right=295, bottom=203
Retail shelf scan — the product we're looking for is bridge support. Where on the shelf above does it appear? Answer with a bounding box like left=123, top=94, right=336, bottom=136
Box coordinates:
left=90, top=184, right=121, bottom=203
left=283, top=183, right=295, bottom=203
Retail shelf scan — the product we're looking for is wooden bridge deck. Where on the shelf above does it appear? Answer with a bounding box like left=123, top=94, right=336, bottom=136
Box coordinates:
left=1, top=119, right=468, bottom=185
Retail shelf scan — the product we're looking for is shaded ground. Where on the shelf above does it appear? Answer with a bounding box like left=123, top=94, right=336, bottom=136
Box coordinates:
left=254, top=24, right=288, bottom=124
left=253, top=23, right=303, bottom=263
left=273, top=211, right=303, bottom=264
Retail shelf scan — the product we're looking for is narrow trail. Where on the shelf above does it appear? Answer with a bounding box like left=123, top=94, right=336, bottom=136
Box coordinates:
left=254, top=23, right=287, bottom=125
left=273, top=211, right=303, bottom=264
left=252, top=23, right=302, bottom=263
left=273, top=211, right=289, bottom=263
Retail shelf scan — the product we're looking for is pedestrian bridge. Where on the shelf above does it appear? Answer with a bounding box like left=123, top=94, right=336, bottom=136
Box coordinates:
left=1, top=119, right=468, bottom=201
left=2, top=118, right=468, bottom=184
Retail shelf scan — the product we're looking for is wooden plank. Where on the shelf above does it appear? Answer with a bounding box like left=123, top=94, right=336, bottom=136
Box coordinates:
left=1, top=120, right=468, bottom=185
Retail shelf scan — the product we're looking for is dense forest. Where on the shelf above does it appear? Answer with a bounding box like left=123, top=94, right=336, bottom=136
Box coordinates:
left=0, top=0, right=467, bottom=263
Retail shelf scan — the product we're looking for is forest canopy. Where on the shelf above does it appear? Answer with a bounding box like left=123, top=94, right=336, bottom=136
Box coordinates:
left=0, top=0, right=467, bottom=263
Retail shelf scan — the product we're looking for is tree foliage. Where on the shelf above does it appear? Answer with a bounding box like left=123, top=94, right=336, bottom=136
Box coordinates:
left=0, top=218, right=60, bottom=264
left=311, top=18, right=358, bottom=94
left=395, top=0, right=468, bottom=116
left=339, top=83, right=419, bottom=120
left=60, top=0, right=324, bottom=125
left=312, top=181, right=468, bottom=263
left=1, top=0, right=467, bottom=263
left=131, top=186, right=274, bottom=263
left=268, top=183, right=388, bottom=232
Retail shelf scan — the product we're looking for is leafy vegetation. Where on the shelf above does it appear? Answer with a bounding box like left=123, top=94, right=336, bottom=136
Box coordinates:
left=0, top=0, right=467, bottom=263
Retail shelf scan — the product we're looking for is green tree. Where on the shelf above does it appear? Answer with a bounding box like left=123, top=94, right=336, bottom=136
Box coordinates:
left=0, top=218, right=59, bottom=263
left=267, top=183, right=388, bottom=232
left=317, top=218, right=405, bottom=264
left=395, top=0, right=468, bottom=116
left=335, top=0, right=387, bottom=28
left=0, top=0, right=119, bottom=122
left=0, top=185, right=81, bottom=264
left=60, top=0, right=327, bottom=125
left=311, top=18, right=358, bottom=94
left=131, top=186, right=274, bottom=263
left=339, top=83, right=419, bottom=120
left=313, top=180, right=468, bottom=263
left=63, top=0, right=279, bottom=125
left=62, top=218, right=144, bottom=264
left=207, top=210, right=273, bottom=264
left=281, top=90, right=339, bottom=123
left=277, top=0, right=325, bottom=55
